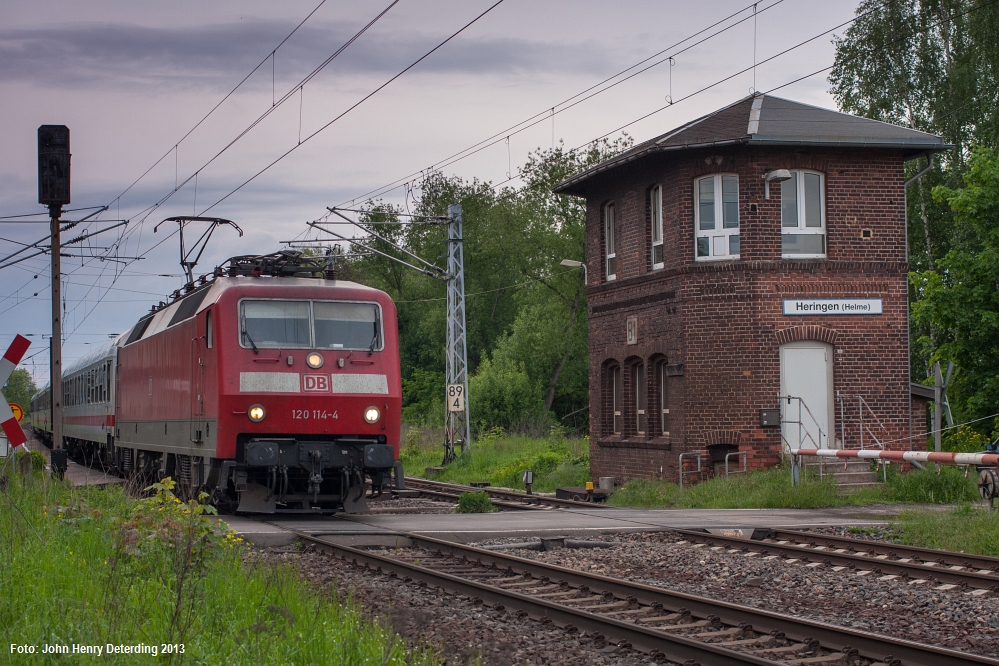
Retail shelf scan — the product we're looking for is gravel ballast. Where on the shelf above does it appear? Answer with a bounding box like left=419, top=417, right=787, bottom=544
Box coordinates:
left=470, top=531, right=999, bottom=658
left=257, top=546, right=664, bottom=666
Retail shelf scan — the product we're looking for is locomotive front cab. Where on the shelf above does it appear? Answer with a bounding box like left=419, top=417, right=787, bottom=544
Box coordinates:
left=216, top=280, right=402, bottom=514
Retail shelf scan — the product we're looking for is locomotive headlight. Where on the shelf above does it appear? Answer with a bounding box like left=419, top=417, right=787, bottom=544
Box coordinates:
left=306, top=352, right=324, bottom=369
left=363, top=406, right=381, bottom=424
left=248, top=404, right=266, bottom=422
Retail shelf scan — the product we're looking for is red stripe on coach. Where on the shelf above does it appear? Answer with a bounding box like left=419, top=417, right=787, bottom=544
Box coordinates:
left=3, top=335, right=31, bottom=365
left=1, top=417, right=26, bottom=447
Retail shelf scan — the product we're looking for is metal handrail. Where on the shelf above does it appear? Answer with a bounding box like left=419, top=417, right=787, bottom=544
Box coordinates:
left=678, top=452, right=703, bottom=490
left=778, top=395, right=826, bottom=451
left=835, top=393, right=887, bottom=451
left=724, top=451, right=747, bottom=478
left=778, top=394, right=827, bottom=482
left=857, top=395, right=887, bottom=451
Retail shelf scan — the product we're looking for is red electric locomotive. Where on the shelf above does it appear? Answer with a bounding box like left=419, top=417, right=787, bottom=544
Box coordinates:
left=32, top=252, right=402, bottom=513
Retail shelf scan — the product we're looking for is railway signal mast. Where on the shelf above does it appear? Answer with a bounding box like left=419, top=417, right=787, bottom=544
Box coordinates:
left=308, top=204, right=470, bottom=463
left=38, top=125, right=71, bottom=476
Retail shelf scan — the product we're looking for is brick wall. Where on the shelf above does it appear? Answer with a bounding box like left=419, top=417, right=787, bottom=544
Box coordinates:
left=582, top=146, right=920, bottom=483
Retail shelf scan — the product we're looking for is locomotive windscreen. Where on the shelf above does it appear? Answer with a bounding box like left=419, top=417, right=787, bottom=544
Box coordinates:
left=241, top=301, right=310, bottom=347
left=314, top=302, right=379, bottom=350
left=240, top=300, right=380, bottom=350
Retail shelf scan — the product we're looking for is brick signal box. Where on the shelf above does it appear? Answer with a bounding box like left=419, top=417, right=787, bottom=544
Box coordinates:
left=554, top=94, right=947, bottom=483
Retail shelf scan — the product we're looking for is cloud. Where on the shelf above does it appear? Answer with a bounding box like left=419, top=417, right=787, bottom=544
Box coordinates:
left=0, top=19, right=617, bottom=92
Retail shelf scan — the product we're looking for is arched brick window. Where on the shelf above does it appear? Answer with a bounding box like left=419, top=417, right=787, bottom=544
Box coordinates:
left=602, top=360, right=622, bottom=436
left=649, top=355, right=669, bottom=437
left=634, top=361, right=647, bottom=435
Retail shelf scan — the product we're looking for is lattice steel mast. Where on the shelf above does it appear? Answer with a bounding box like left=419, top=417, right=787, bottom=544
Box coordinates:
left=309, top=203, right=471, bottom=465
left=443, top=204, right=470, bottom=463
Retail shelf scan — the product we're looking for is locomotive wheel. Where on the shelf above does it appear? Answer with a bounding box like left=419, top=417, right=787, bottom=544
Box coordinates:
left=978, top=468, right=999, bottom=508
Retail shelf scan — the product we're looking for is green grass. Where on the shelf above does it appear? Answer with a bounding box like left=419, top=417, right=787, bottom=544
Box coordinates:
left=0, top=469, right=438, bottom=665
left=455, top=492, right=496, bottom=513
left=894, top=505, right=999, bottom=556
left=400, top=427, right=590, bottom=493
left=608, top=464, right=981, bottom=509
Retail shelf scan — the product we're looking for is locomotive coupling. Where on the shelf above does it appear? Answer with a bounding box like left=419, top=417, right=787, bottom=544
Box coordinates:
left=233, top=436, right=395, bottom=513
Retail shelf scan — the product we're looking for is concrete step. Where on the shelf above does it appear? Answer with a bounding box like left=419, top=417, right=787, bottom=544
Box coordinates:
left=828, top=471, right=879, bottom=484
left=835, top=482, right=883, bottom=495
left=802, top=459, right=873, bottom=472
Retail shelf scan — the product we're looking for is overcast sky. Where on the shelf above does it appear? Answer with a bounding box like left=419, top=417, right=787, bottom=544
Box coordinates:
left=0, top=0, right=861, bottom=383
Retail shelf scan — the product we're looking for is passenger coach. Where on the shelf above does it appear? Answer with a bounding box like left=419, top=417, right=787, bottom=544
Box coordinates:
left=32, top=252, right=401, bottom=513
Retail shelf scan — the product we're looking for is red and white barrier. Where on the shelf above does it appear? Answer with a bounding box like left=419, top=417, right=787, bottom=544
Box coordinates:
left=790, top=447, right=999, bottom=467
left=0, top=335, right=31, bottom=447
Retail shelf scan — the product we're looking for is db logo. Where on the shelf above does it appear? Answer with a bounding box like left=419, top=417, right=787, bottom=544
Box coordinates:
left=303, top=374, right=330, bottom=392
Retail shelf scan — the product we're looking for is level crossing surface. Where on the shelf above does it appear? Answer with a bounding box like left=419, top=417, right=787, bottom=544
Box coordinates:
left=221, top=503, right=917, bottom=547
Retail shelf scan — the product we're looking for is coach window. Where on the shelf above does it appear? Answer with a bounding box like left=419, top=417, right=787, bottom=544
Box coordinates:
left=604, top=202, right=617, bottom=281
left=650, top=186, right=664, bottom=269
left=206, top=310, right=213, bottom=349
left=781, top=170, right=825, bottom=257
left=695, top=174, right=739, bottom=260
left=635, top=362, right=647, bottom=435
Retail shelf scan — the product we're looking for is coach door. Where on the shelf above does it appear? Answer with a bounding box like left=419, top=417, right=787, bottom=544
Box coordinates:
left=190, top=331, right=205, bottom=446
left=780, top=341, right=834, bottom=449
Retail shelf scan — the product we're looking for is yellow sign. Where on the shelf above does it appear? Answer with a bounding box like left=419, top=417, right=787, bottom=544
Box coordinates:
left=9, top=403, right=24, bottom=422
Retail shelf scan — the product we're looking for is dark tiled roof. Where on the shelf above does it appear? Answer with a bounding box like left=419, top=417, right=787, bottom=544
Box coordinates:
left=554, top=94, right=950, bottom=196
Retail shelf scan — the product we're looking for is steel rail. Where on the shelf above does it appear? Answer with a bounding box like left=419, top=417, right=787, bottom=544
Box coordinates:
left=771, top=529, right=999, bottom=573
left=675, top=529, right=999, bottom=592
left=408, top=485, right=550, bottom=511
left=278, top=524, right=998, bottom=666
left=404, top=476, right=607, bottom=509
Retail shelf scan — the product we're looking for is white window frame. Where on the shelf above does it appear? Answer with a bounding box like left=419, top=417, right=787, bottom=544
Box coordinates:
left=694, top=173, right=740, bottom=261
left=781, top=169, right=826, bottom=258
left=650, top=186, right=663, bottom=270
left=604, top=202, right=617, bottom=281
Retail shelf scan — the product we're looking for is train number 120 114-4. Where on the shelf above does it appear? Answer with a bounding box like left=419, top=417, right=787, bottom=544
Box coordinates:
left=291, top=409, right=338, bottom=420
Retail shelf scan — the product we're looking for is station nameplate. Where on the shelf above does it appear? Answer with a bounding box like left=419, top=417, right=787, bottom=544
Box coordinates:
left=783, top=298, right=883, bottom=315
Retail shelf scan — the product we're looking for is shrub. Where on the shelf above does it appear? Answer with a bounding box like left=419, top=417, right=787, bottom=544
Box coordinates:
left=455, top=491, right=496, bottom=513
left=30, top=450, right=46, bottom=473
left=469, top=356, right=543, bottom=432
left=943, top=425, right=993, bottom=453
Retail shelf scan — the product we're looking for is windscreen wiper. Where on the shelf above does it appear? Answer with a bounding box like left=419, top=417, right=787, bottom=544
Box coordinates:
left=242, top=321, right=259, bottom=354
left=368, top=318, right=380, bottom=355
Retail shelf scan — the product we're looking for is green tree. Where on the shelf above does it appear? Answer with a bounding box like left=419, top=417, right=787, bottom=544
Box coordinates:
left=347, top=138, right=630, bottom=431
left=829, top=0, right=999, bottom=386
left=2, top=368, right=36, bottom=419
left=830, top=0, right=999, bottom=269
left=911, top=147, right=999, bottom=437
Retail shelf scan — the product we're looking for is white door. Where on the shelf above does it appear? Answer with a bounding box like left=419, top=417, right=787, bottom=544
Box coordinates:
left=780, top=341, right=834, bottom=449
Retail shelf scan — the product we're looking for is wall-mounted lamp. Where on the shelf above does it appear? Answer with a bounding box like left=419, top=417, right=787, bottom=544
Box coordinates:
left=560, top=259, right=587, bottom=284
left=763, top=169, right=792, bottom=200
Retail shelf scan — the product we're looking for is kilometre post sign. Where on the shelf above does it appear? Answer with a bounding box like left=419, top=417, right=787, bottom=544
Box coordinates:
left=782, top=298, right=883, bottom=315
left=447, top=384, right=464, bottom=412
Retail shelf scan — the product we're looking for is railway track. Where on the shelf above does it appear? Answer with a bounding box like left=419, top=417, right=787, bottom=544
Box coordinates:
left=675, top=528, right=999, bottom=594
left=271, top=523, right=997, bottom=666
left=403, top=476, right=608, bottom=510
